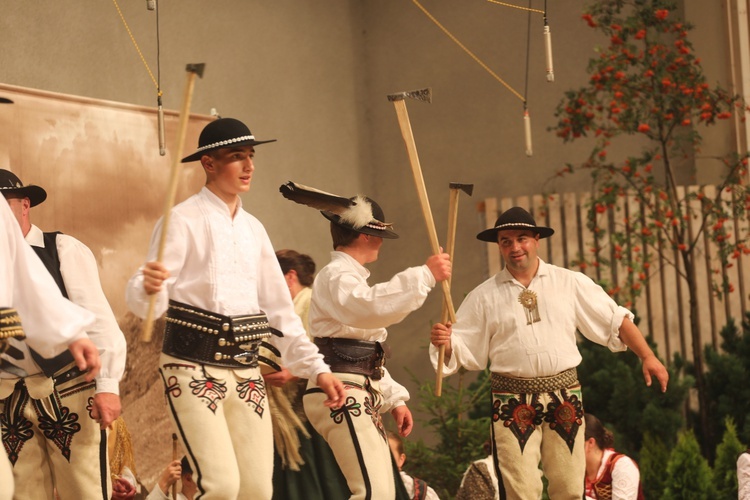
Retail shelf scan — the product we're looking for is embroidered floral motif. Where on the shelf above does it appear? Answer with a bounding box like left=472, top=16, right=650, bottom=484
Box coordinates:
left=236, top=377, right=266, bottom=417
left=165, top=376, right=182, bottom=398
left=544, top=389, right=583, bottom=453
left=494, top=393, right=544, bottom=453
left=189, top=376, right=227, bottom=414
left=364, top=394, right=386, bottom=441
left=1, top=411, right=33, bottom=465
left=86, top=397, right=94, bottom=419
left=330, top=396, right=361, bottom=424
left=36, top=404, right=81, bottom=462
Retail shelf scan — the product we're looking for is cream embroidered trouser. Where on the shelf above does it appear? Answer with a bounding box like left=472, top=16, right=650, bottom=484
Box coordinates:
left=0, top=447, right=12, bottom=500
left=0, top=368, right=110, bottom=500
left=491, top=384, right=586, bottom=500
left=160, top=353, right=273, bottom=500
left=304, top=373, right=394, bottom=500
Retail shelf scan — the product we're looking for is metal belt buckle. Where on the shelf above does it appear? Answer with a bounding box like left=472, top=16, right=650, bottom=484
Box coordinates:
left=234, top=351, right=258, bottom=366
left=376, top=356, right=386, bottom=379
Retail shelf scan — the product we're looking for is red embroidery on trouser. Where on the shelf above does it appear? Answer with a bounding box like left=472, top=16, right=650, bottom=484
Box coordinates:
left=160, top=353, right=273, bottom=499
left=491, top=384, right=585, bottom=500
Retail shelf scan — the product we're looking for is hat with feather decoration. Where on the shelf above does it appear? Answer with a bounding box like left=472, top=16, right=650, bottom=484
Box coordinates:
left=279, top=181, right=399, bottom=239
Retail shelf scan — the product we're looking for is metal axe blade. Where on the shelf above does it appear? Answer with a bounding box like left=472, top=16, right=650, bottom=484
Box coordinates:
left=449, top=182, right=474, bottom=196
left=387, top=88, right=432, bottom=103
left=186, top=63, right=206, bottom=78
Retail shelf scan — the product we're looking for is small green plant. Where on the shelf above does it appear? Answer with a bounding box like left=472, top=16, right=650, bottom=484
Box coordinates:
left=400, top=368, right=491, bottom=499
left=703, top=315, right=750, bottom=450
left=662, top=430, right=713, bottom=499
left=639, top=432, right=671, bottom=498
left=713, top=418, right=746, bottom=498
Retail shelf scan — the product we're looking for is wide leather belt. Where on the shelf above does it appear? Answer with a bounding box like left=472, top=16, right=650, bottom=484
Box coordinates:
left=491, top=368, right=578, bottom=394
left=163, top=300, right=273, bottom=368
left=314, top=337, right=389, bottom=380
left=53, top=363, right=88, bottom=385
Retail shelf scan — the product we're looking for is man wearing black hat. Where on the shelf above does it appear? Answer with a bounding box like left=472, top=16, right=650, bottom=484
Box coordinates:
left=126, top=118, right=346, bottom=499
left=0, top=169, right=125, bottom=499
left=300, top=194, right=452, bottom=500
left=429, top=206, right=668, bottom=500
left=0, top=194, right=101, bottom=500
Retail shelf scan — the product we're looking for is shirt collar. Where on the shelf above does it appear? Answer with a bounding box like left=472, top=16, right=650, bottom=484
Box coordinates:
left=25, top=224, right=44, bottom=248
left=199, top=186, right=242, bottom=217
left=331, top=250, right=370, bottom=279
left=498, top=257, right=548, bottom=283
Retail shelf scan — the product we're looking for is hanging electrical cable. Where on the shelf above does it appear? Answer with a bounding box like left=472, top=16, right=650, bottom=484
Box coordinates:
left=153, top=0, right=165, bottom=155
left=111, top=0, right=165, bottom=155
left=543, top=0, right=554, bottom=82
left=411, top=0, right=526, bottom=102
left=523, top=0, right=533, bottom=156
left=410, top=0, right=546, bottom=156
left=487, top=0, right=554, bottom=83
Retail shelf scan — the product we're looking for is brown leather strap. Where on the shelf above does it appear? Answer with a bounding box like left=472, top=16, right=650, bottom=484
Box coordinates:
left=314, top=337, right=387, bottom=380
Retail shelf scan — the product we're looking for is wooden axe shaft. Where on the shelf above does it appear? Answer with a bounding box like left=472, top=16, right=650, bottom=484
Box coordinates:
left=435, top=188, right=461, bottom=396
left=171, top=433, right=179, bottom=500
left=140, top=69, right=200, bottom=343
left=391, top=99, right=456, bottom=324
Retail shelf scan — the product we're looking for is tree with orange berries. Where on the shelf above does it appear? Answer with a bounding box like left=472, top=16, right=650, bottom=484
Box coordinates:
left=551, top=0, right=750, bottom=455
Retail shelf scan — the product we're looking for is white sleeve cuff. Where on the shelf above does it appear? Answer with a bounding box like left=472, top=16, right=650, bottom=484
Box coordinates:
left=608, top=306, right=633, bottom=352
left=95, top=378, right=120, bottom=395
left=421, top=265, right=436, bottom=288
left=429, top=342, right=459, bottom=376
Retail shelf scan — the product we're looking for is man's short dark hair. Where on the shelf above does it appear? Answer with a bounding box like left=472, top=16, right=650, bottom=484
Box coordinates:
left=330, top=222, right=360, bottom=250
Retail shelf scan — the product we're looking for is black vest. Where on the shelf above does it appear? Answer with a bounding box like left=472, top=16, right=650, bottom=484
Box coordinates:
left=30, top=231, right=76, bottom=376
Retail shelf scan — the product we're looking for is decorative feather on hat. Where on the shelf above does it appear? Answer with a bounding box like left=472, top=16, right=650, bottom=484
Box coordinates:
left=279, top=181, right=399, bottom=238
left=280, top=181, right=370, bottom=229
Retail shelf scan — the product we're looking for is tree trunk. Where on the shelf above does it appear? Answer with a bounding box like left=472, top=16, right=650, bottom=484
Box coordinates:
left=683, top=251, right=711, bottom=457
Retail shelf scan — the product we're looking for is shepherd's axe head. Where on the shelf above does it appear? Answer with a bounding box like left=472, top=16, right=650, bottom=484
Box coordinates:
left=0, top=97, right=13, bottom=104
left=449, top=182, right=474, bottom=196
left=387, top=88, right=432, bottom=104
left=186, top=63, right=206, bottom=78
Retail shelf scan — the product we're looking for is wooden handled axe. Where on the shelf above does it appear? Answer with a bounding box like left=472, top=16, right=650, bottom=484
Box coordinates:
left=387, top=88, right=457, bottom=327
left=434, top=182, right=473, bottom=396
left=140, top=63, right=205, bottom=342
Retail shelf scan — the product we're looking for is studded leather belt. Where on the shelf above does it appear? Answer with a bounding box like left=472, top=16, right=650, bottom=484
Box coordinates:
left=314, top=337, right=389, bottom=380
left=1, top=307, right=27, bottom=377
left=162, top=300, right=273, bottom=368
left=0, top=307, right=25, bottom=352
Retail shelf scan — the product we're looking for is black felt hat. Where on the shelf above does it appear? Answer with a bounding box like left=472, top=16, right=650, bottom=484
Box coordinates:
left=181, top=118, right=276, bottom=163
left=322, top=196, right=399, bottom=239
left=476, top=206, right=554, bottom=242
left=0, top=169, right=47, bottom=207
